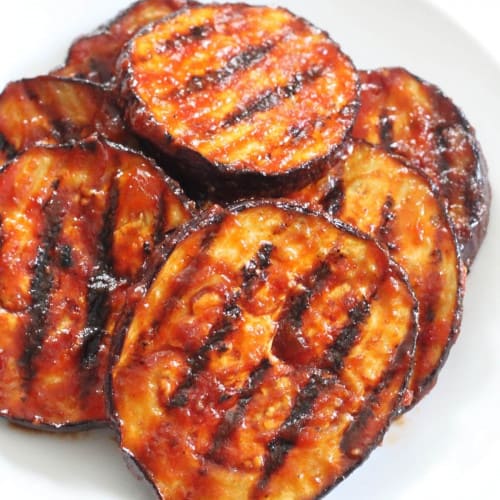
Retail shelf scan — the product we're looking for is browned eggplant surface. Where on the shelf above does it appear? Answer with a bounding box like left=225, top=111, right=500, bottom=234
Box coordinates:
left=0, top=138, right=193, bottom=429
left=352, top=67, right=491, bottom=268
left=111, top=202, right=417, bottom=499
left=288, top=140, right=464, bottom=406
left=52, top=0, right=190, bottom=84
left=0, top=76, right=133, bottom=165
left=118, top=3, right=359, bottom=198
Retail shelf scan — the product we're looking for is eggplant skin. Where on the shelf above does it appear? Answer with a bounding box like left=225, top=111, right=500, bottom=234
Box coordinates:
left=52, top=0, right=191, bottom=84
left=118, top=3, right=359, bottom=200
left=0, top=76, right=134, bottom=165
left=110, top=200, right=417, bottom=500
left=352, top=67, right=491, bottom=269
left=288, top=139, right=465, bottom=407
left=0, top=137, right=193, bottom=430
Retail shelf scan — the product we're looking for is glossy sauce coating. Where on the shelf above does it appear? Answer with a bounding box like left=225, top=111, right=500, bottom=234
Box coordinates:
left=0, top=76, right=133, bottom=165
left=111, top=202, right=417, bottom=499
left=52, top=0, right=189, bottom=83
left=0, top=138, right=193, bottom=428
left=119, top=3, right=358, bottom=195
left=289, top=140, right=464, bottom=405
left=352, top=67, right=490, bottom=268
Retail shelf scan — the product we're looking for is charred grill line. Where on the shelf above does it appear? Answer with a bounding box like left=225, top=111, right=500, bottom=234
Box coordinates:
left=207, top=358, right=272, bottom=461
left=379, top=111, right=394, bottom=149
left=23, top=81, right=80, bottom=144
left=168, top=297, right=242, bottom=408
left=156, top=22, right=213, bottom=54
left=58, top=244, right=73, bottom=269
left=19, top=181, right=63, bottom=382
left=241, top=241, right=274, bottom=294
left=174, top=41, right=275, bottom=98
left=435, top=124, right=454, bottom=202
left=324, top=300, right=371, bottom=372
left=272, top=261, right=331, bottom=362
left=0, top=131, right=17, bottom=161
left=80, top=178, right=120, bottom=373
left=221, top=66, right=324, bottom=129
left=257, top=373, right=334, bottom=491
left=320, top=178, right=345, bottom=217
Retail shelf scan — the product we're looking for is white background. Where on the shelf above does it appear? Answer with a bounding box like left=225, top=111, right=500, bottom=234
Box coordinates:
left=0, top=1, right=499, bottom=499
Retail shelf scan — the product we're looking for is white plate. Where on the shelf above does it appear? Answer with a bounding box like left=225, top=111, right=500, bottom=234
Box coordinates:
left=1, top=1, right=499, bottom=499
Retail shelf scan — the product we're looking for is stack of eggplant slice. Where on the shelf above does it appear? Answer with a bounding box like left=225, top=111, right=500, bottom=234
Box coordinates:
left=0, top=1, right=491, bottom=499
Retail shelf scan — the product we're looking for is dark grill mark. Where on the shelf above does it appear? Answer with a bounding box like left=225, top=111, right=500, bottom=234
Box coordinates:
left=168, top=296, right=242, bottom=408
left=320, top=178, right=344, bottom=217
left=379, top=111, right=394, bottom=149
left=241, top=241, right=274, bottom=294
left=221, top=66, right=324, bottom=128
left=58, top=244, right=73, bottom=268
left=156, top=22, right=212, bottom=54
left=207, top=358, right=271, bottom=461
left=257, top=373, right=334, bottom=490
left=272, top=261, right=331, bottom=364
left=19, top=182, right=63, bottom=382
left=0, top=131, right=17, bottom=161
left=435, top=124, right=458, bottom=205
left=176, top=41, right=275, bottom=98
left=324, top=300, right=371, bottom=372
left=80, top=179, right=119, bottom=374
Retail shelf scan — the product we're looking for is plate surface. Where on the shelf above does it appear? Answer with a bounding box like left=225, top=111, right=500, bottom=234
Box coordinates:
left=0, top=1, right=499, bottom=499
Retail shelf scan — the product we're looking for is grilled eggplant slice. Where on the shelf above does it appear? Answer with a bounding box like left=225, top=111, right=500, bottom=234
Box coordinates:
left=0, top=76, right=133, bottom=165
left=110, top=201, right=417, bottom=499
left=352, top=67, right=491, bottom=268
left=0, top=138, right=193, bottom=429
left=52, top=0, right=190, bottom=84
left=118, top=3, right=359, bottom=199
left=288, top=140, right=464, bottom=406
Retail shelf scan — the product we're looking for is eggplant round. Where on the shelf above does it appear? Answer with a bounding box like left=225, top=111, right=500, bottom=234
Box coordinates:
left=0, top=137, right=193, bottom=429
left=110, top=200, right=417, bottom=499
left=117, top=3, right=359, bottom=200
